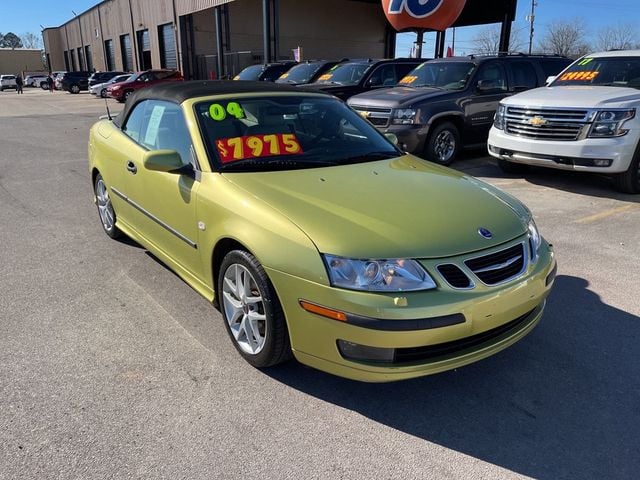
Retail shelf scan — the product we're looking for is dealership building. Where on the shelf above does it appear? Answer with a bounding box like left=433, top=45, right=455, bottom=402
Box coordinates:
left=42, top=0, right=516, bottom=79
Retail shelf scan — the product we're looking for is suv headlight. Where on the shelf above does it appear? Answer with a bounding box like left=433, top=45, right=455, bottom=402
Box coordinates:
left=494, top=104, right=506, bottom=130
left=391, top=108, right=417, bottom=125
left=588, top=109, right=635, bottom=138
left=528, top=218, right=541, bottom=262
left=322, top=255, right=436, bottom=292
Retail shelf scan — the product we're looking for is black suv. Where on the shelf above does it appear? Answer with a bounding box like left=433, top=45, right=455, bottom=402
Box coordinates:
left=347, top=54, right=571, bottom=164
left=88, top=71, right=126, bottom=87
left=299, top=58, right=423, bottom=101
left=60, top=71, right=93, bottom=94
left=234, top=62, right=298, bottom=82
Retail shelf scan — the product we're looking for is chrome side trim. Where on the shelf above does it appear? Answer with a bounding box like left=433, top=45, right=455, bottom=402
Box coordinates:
left=473, top=254, right=522, bottom=274
left=465, top=242, right=529, bottom=287
left=111, top=187, right=197, bottom=249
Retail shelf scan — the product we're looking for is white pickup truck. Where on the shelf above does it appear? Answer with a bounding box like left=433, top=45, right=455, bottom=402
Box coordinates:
left=488, top=50, right=640, bottom=193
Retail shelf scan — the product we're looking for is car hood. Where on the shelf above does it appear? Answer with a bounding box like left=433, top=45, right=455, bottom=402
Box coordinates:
left=502, top=85, right=640, bottom=108
left=348, top=86, right=450, bottom=108
left=223, top=155, right=528, bottom=259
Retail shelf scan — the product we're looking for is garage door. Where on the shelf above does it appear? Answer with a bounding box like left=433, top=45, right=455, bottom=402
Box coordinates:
left=159, top=23, right=177, bottom=70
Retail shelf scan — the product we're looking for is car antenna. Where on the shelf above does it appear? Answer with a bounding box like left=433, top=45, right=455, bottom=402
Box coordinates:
left=104, top=96, right=112, bottom=121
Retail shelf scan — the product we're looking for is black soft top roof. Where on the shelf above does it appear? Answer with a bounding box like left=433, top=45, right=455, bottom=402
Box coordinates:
left=116, top=80, right=333, bottom=126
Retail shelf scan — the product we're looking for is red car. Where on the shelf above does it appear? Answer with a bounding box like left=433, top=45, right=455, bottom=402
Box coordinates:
left=107, top=69, right=183, bottom=102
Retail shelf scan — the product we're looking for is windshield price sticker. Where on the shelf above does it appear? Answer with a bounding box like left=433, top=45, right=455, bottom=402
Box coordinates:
left=209, top=102, right=245, bottom=121
left=399, top=75, right=418, bottom=84
left=559, top=71, right=599, bottom=81
left=216, top=133, right=303, bottom=163
left=318, top=73, right=333, bottom=81
left=279, top=73, right=289, bottom=79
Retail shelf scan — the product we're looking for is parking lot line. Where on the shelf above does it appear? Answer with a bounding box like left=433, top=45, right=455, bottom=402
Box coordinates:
left=574, top=204, right=639, bottom=224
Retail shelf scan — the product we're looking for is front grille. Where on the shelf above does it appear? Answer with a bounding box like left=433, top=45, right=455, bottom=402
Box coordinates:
left=437, top=264, right=472, bottom=289
left=465, top=243, right=526, bottom=286
left=393, top=306, right=538, bottom=364
left=350, top=105, right=392, bottom=128
left=505, top=106, right=589, bottom=141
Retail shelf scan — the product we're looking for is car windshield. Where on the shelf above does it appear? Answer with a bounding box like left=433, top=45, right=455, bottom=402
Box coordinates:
left=398, top=62, right=475, bottom=89
left=195, top=95, right=401, bottom=172
left=235, top=65, right=264, bottom=81
left=111, top=74, right=131, bottom=84
left=312, top=63, right=370, bottom=85
left=276, top=63, right=323, bottom=84
left=550, top=56, right=640, bottom=89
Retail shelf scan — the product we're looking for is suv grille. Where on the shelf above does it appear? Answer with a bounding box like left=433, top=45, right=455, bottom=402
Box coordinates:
left=505, top=107, right=589, bottom=141
left=465, top=243, right=526, bottom=285
left=349, top=106, right=392, bottom=128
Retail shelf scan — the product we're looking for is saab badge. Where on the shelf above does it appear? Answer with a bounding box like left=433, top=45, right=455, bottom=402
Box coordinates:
left=478, top=227, right=493, bottom=239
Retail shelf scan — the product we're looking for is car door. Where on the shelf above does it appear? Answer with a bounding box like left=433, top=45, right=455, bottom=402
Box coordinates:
left=463, top=61, right=510, bottom=144
left=119, top=99, right=203, bottom=280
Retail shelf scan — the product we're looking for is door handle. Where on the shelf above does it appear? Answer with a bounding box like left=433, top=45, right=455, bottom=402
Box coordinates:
left=126, top=160, right=137, bottom=174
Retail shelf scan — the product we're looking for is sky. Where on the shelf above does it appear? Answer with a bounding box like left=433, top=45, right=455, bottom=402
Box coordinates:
left=2, top=0, right=640, bottom=54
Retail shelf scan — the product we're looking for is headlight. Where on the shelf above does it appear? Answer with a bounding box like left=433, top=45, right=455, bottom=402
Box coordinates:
left=528, top=218, right=541, bottom=262
left=111, top=85, right=121, bottom=91
left=588, top=109, right=635, bottom=138
left=322, top=255, right=436, bottom=292
left=494, top=104, right=506, bottom=130
left=391, top=108, right=417, bottom=125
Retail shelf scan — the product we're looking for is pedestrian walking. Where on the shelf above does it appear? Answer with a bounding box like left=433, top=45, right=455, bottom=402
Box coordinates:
left=15, top=74, right=24, bottom=94
left=47, top=74, right=54, bottom=92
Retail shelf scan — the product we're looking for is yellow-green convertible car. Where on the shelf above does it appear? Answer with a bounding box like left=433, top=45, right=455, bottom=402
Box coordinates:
left=88, top=81, right=557, bottom=382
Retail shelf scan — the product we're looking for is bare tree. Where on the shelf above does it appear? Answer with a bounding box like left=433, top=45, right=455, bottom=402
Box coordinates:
left=21, top=32, right=43, bottom=50
left=538, top=19, right=591, bottom=58
left=471, top=24, right=526, bottom=55
left=595, top=24, right=637, bottom=52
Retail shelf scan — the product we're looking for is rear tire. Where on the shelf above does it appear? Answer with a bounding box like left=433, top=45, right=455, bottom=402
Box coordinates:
left=100, top=88, right=107, bottom=98
left=124, top=90, right=133, bottom=101
left=497, top=158, right=530, bottom=174
left=94, top=173, right=123, bottom=239
left=424, top=122, right=460, bottom=166
left=70, top=84, right=80, bottom=94
left=612, top=150, right=640, bottom=194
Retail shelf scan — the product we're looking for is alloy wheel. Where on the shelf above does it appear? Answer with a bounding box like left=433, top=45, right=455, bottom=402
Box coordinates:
left=434, top=130, right=456, bottom=163
left=95, top=178, right=115, bottom=232
left=222, top=264, right=267, bottom=355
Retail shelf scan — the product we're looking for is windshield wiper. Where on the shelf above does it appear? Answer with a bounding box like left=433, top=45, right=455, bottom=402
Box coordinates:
left=338, top=151, right=400, bottom=165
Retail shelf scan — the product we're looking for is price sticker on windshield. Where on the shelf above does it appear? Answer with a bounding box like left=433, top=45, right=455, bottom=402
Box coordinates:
left=216, top=133, right=303, bottom=163
left=398, top=75, right=418, bottom=84
left=279, top=73, right=289, bottom=79
left=318, top=74, right=333, bottom=81
left=559, top=71, right=599, bottom=81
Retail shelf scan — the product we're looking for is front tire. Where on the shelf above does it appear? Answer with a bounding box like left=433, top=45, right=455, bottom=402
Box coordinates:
left=94, top=173, right=122, bottom=239
left=613, top=149, right=640, bottom=194
left=218, top=250, right=291, bottom=368
left=70, top=84, right=80, bottom=94
left=424, top=122, right=461, bottom=166
left=124, top=90, right=133, bottom=101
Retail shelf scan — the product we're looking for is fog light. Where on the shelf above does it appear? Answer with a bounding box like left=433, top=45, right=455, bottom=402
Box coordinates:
left=337, top=340, right=395, bottom=363
left=593, top=159, right=612, bottom=167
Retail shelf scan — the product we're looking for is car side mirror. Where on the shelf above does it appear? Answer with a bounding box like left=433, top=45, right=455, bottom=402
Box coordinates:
left=476, top=80, right=497, bottom=93
left=545, top=75, right=556, bottom=85
left=143, top=150, right=185, bottom=173
left=384, top=132, right=399, bottom=146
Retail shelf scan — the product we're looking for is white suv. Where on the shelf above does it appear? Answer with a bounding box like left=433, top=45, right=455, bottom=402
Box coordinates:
left=0, top=74, right=17, bottom=91
left=488, top=50, right=640, bottom=193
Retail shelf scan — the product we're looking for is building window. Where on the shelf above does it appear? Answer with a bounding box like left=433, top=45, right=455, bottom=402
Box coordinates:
left=137, top=29, right=152, bottom=70
left=77, top=47, right=85, bottom=71
left=63, top=50, right=70, bottom=71
left=120, top=34, right=133, bottom=72
left=85, top=45, right=93, bottom=71
left=158, top=23, right=177, bottom=70
left=70, top=49, right=77, bottom=71
left=104, top=39, right=115, bottom=71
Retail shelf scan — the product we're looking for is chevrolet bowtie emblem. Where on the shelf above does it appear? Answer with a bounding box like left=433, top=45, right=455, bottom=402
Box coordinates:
left=529, top=116, right=547, bottom=126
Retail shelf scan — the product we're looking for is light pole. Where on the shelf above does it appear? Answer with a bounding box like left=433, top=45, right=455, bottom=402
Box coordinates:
left=526, top=0, right=537, bottom=55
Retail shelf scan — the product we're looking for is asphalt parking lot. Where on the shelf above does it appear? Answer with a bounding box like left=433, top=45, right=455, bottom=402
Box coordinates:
left=1, top=88, right=639, bottom=480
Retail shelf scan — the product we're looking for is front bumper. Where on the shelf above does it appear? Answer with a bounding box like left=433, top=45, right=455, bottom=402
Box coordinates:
left=381, top=124, right=430, bottom=154
left=267, top=239, right=556, bottom=382
left=488, top=126, right=638, bottom=174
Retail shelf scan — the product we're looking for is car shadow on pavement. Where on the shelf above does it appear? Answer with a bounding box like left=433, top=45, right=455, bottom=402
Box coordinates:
left=265, top=275, right=640, bottom=480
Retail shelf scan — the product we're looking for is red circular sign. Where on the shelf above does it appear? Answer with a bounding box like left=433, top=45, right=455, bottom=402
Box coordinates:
left=381, top=0, right=466, bottom=32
